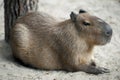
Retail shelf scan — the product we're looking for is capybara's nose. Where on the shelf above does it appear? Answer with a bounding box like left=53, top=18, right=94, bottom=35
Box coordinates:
left=105, top=26, right=112, bottom=37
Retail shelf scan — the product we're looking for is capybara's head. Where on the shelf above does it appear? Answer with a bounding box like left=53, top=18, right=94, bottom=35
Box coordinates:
left=70, top=9, right=112, bottom=45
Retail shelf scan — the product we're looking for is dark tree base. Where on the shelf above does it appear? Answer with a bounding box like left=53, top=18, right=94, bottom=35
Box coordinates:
left=4, top=0, right=38, bottom=42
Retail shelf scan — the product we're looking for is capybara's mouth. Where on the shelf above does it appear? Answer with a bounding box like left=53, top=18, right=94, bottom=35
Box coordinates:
left=101, top=36, right=112, bottom=45
left=107, top=36, right=112, bottom=43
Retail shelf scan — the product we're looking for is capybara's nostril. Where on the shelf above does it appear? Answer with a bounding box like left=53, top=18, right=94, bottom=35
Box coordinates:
left=105, top=29, right=112, bottom=37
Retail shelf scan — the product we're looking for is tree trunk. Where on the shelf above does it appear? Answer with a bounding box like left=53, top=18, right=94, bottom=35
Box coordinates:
left=4, top=0, right=38, bottom=43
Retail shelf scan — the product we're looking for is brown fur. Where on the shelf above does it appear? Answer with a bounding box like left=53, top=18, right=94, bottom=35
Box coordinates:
left=10, top=10, right=112, bottom=74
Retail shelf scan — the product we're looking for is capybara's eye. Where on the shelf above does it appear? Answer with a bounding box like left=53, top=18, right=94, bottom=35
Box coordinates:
left=83, top=21, right=90, bottom=26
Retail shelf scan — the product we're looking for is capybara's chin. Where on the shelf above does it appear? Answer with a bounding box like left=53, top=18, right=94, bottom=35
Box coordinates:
left=97, top=36, right=112, bottom=45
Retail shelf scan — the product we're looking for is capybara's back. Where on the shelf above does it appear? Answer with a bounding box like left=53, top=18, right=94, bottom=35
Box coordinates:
left=11, top=12, right=62, bottom=69
left=10, top=10, right=112, bottom=74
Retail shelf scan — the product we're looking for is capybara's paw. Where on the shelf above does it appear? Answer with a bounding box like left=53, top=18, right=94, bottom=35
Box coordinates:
left=85, top=66, right=110, bottom=75
left=96, top=67, right=110, bottom=74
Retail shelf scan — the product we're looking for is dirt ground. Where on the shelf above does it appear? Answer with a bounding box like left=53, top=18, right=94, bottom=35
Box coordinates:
left=0, top=0, right=120, bottom=80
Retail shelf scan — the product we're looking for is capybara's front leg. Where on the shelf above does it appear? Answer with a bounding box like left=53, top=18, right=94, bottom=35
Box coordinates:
left=90, top=59, right=96, bottom=67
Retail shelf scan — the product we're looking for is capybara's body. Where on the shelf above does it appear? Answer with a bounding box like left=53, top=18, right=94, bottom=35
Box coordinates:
left=10, top=10, right=112, bottom=74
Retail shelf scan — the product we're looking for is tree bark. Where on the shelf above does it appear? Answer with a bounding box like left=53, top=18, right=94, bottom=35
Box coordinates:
left=4, top=0, right=38, bottom=43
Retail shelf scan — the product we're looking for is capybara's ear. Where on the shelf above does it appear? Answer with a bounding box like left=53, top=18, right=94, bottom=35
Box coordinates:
left=79, top=9, right=86, bottom=13
left=70, top=12, right=77, bottom=22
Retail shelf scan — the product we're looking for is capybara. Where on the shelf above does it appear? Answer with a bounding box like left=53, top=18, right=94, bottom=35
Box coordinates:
left=10, top=9, right=112, bottom=74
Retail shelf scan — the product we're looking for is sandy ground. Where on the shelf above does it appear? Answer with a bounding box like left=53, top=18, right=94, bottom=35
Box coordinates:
left=0, top=0, right=120, bottom=80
